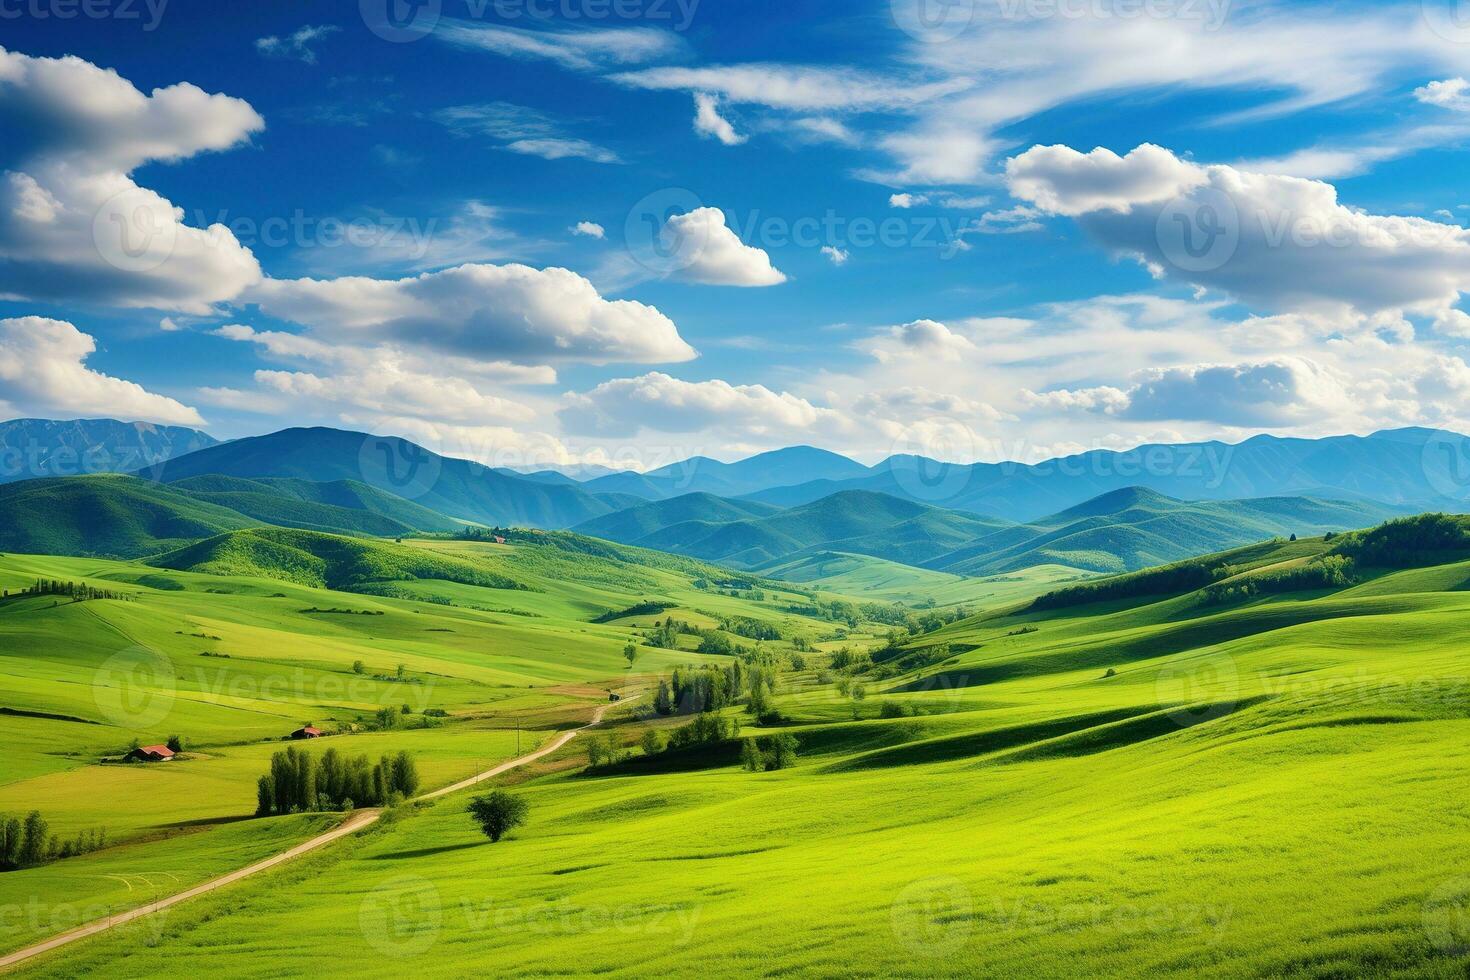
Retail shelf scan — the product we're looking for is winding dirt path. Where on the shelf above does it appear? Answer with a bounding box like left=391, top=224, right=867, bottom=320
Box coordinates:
left=0, top=695, right=633, bottom=973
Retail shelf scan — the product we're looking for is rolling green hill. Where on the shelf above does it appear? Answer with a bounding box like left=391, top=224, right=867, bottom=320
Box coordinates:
left=576, top=490, right=1010, bottom=569
left=14, top=515, right=1470, bottom=977
left=0, top=475, right=261, bottom=557
left=927, top=486, right=1402, bottom=576
left=169, top=475, right=463, bottom=536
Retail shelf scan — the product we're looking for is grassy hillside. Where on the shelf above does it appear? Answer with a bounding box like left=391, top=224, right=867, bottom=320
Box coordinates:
left=0, top=475, right=260, bottom=557
left=581, top=489, right=1009, bottom=570
left=18, top=518, right=1470, bottom=977
left=929, top=487, right=1399, bottom=576
left=170, top=475, right=463, bottom=536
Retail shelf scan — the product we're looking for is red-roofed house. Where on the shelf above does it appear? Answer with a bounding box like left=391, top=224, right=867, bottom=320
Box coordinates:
left=126, top=744, right=175, bottom=762
left=290, top=725, right=324, bottom=739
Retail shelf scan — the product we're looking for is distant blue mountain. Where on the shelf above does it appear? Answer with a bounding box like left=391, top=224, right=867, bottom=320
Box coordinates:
left=580, top=445, right=871, bottom=500
left=0, top=417, right=218, bottom=483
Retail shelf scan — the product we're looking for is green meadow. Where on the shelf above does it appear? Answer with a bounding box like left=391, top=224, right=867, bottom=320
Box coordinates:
left=7, top=518, right=1470, bottom=975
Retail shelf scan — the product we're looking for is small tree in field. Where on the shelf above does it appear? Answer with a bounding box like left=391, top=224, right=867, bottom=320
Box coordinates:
left=624, top=642, right=638, bottom=669
left=468, top=791, right=528, bottom=843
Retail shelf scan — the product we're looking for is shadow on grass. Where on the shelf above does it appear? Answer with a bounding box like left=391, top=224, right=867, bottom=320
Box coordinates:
left=370, top=841, right=484, bottom=860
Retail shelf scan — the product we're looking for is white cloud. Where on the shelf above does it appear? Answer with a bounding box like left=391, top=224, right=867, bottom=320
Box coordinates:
left=821, top=245, right=849, bottom=266
left=248, top=262, right=698, bottom=364
left=159, top=316, right=182, bottom=332
left=255, top=25, right=339, bottom=64
left=658, top=208, right=786, bottom=286
left=431, top=102, right=619, bottom=164
left=1417, top=77, right=1470, bottom=111
left=1007, top=143, right=1470, bottom=317
left=571, top=220, right=606, bottom=239
left=854, top=386, right=1011, bottom=423
left=889, top=193, right=929, bottom=209
left=0, top=316, right=203, bottom=425
left=786, top=117, right=857, bottom=145
left=560, top=372, right=856, bottom=438
left=504, top=137, right=620, bottom=163
left=436, top=20, right=683, bottom=71
left=862, top=318, right=978, bottom=363
left=693, top=92, right=747, bottom=146
left=0, top=47, right=264, bottom=313
left=611, top=64, right=970, bottom=111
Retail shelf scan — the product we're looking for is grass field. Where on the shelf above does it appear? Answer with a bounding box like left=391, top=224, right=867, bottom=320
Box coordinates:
left=8, top=524, right=1470, bottom=975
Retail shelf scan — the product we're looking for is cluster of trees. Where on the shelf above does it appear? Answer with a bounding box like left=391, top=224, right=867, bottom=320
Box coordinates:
left=654, top=661, right=775, bottom=716
left=644, top=616, right=699, bottom=649
left=1332, top=514, right=1470, bottom=567
left=740, top=733, right=798, bottom=772
left=585, top=733, right=627, bottom=768
left=666, top=712, right=741, bottom=750
left=0, top=811, right=107, bottom=870
left=4, top=579, right=130, bottom=601
left=1199, top=555, right=1357, bottom=605
left=717, top=616, right=782, bottom=642
left=594, top=601, right=674, bottom=624
left=255, top=746, right=419, bottom=816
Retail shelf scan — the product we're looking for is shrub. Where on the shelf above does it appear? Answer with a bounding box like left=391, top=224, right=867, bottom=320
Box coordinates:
left=467, top=791, right=528, bottom=843
left=879, top=701, right=916, bottom=719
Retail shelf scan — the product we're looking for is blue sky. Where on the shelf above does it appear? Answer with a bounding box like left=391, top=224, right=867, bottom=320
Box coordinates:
left=5, top=0, right=1470, bottom=469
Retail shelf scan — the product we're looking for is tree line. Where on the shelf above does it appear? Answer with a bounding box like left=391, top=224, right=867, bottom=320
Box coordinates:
left=0, top=811, right=107, bottom=871
left=4, top=579, right=131, bottom=601
left=256, top=745, right=420, bottom=816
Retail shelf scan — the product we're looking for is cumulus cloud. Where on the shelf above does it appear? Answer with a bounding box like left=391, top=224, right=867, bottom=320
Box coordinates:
left=571, top=220, right=605, bottom=239
left=855, top=386, right=1011, bottom=423
left=560, top=372, right=855, bottom=439
left=821, top=245, right=849, bottom=266
left=889, top=193, right=928, bottom=209
left=255, top=25, right=339, bottom=64
left=248, top=262, right=698, bottom=364
left=693, top=92, right=746, bottom=145
left=1416, top=77, right=1470, bottom=111
left=658, top=208, right=786, bottom=286
left=1007, top=143, right=1470, bottom=316
left=0, top=316, right=203, bottom=425
left=0, top=46, right=264, bottom=313
left=862, top=319, right=978, bottom=363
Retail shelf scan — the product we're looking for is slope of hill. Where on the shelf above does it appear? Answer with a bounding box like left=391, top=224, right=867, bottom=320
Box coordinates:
left=581, top=446, right=871, bottom=500
left=576, top=490, right=1009, bottom=569
left=0, top=417, right=218, bottom=483
left=746, top=428, right=1470, bottom=520
left=928, top=487, right=1401, bottom=576
left=169, top=476, right=463, bottom=536
left=150, top=427, right=622, bottom=528
left=0, top=475, right=259, bottom=557
left=148, top=527, right=524, bottom=591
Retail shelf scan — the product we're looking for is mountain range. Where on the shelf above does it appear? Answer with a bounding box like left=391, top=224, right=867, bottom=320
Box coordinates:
left=0, top=417, right=217, bottom=483
left=0, top=418, right=1457, bottom=578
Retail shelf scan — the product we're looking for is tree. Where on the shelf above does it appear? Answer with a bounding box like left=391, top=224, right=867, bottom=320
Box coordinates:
left=19, top=811, right=48, bottom=867
left=740, top=738, right=765, bottom=772
left=653, top=679, right=673, bottom=716
left=352, top=660, right=366, bottom=675
left=639, top=729, right=665, bottom=757
left=390, top=750, right=420, bottom=798
left=0, top=815, right=22, bottom=869
left=255, top=775, right=275, bottom=817
left=468, top=791, right=528, bottom=843
left=395, top=663, right=407, bottom=681
left=166, top=735, right=184, bottom=753
left=623, top=642, right=638, bottom=669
